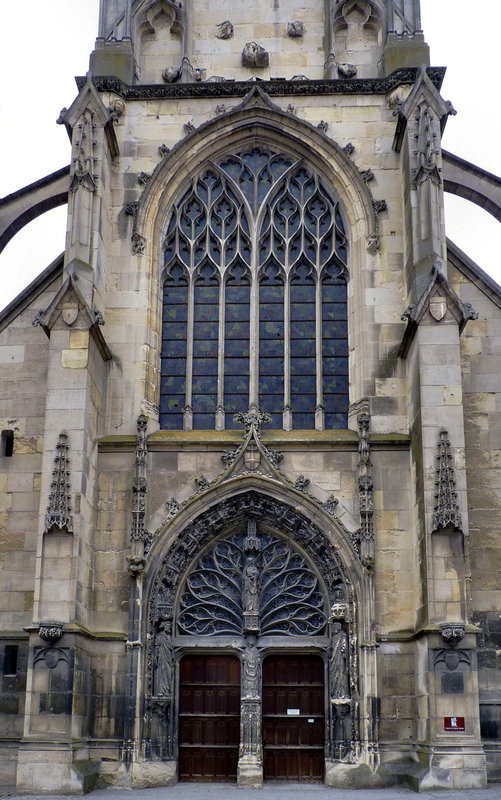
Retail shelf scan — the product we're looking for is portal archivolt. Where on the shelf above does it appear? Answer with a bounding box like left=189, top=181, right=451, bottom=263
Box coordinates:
left=144, top=491, right=360, bottom=779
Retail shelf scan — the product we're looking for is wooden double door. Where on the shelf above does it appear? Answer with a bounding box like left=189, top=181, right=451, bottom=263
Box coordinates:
left=178, top=652, right=325, bottom=783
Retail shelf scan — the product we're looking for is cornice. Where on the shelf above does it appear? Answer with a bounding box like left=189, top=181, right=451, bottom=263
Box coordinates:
left=77, top=67, right=445, bottom=101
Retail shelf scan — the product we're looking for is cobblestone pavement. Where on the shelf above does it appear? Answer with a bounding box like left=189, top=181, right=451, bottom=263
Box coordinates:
left=1, top=784, right=500, bottom=800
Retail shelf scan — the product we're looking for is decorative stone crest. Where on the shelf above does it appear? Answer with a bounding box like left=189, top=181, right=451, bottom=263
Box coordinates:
left=183, top=120, right=196, bottom=134
left=131, top=414, right=148, bottom=543
left=44, top=433, right=73, bottom=533
left=158, top=143, right=170, bottom=157
left=137, top=172, right=151, bottom=186
left=343, top=142, right=355, bottom=156
left=432, top=429, right=462, bottom=532
left=242, top=42, right=269, bottom=69
left=360, top=168, right=374, bottom=183
left=317, top=120, right=328, bottom=132
left=429, top=295, right=447, bottom=322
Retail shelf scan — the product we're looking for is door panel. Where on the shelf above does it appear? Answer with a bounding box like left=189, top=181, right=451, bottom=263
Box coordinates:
left=178, top=654, right=240, bottom=783
left=262, top=654, right=325, bottom=782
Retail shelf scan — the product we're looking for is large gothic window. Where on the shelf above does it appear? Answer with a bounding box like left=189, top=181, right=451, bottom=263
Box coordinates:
left=160, top=147, right=348, bottom=431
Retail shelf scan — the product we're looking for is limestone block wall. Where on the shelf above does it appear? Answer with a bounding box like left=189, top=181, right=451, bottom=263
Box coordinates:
left=0, top=284, right=56, bottom=780
left=450, top=263, right=501, bottom=774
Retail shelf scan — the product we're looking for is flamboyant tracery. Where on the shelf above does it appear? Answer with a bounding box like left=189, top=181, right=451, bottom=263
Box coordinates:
left=160, top=147, right=349, bottom=431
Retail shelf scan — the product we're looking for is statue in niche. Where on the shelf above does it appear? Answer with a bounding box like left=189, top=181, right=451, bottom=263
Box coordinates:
left=153, top=618, right=174, bottom=698
left=329, top=622, right=349, bottom=699
left=243, top=554, right=259, bottom=613
left=242, top=635, right=261, bottom=700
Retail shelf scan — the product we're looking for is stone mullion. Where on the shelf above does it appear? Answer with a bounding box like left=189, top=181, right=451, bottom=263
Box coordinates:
left=315, top=275, right=324, bottom=430
left=183, top=273, right=195, bottom=430
left=216, top=278, right=226, bottom=430
left=249, top=226, right=259, bottom=409
left=282, top=274, right=291, bottom=430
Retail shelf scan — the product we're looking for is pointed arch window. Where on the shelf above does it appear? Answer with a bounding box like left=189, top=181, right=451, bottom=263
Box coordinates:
left=160, top=147, right=348, bottom=431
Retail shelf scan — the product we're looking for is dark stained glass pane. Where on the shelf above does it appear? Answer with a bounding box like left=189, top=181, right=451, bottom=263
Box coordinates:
left=161, top=376, right=186, bottom=394
left=259, top=267, right=284, bottom=424
left=160, top=269, right=188, bottom=429
left=193, top=321, right=219, bottom=340
left=226, top=321, right=250, bottom=339
left=293, top=412, right=315, bottom=429
left=192, top=269, right=219, bottom=426
left=225, top=339, right=250, bottom=357
left=224, top=268, right=250, bottom=427
left=260, top=357, right=284, bottom=375
left=290, top=268, right=316, bottom=428
left=192, top=394, right=217, bottom=413
left=192, top=376, right=218, bottom=395
left=161, top=357, right=185, bottom=376
left=192, top=358, right=219, bottom=376
left=322, top=275, right=348, bottom=429
left=193, top=413, right=215, bottom=428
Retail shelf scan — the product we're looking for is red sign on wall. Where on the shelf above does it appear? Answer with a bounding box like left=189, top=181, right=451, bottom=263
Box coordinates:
left=444, top=716, right=465, bottom=732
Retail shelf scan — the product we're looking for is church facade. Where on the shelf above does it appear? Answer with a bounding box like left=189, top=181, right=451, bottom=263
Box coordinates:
left=1, top=0, right=501, bottom=793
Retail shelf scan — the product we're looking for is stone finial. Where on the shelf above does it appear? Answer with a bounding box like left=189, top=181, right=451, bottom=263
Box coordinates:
left=433, top=429, right=462, bottom=532
left=44, top=433, right=73, bottom=533
left=234, top=405, right=271, bottom=437
left=242, top=42, right=269, bottom=68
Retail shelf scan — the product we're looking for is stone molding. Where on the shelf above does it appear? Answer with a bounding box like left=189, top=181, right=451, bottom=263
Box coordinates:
left=76, top=67, right=445, bottom=99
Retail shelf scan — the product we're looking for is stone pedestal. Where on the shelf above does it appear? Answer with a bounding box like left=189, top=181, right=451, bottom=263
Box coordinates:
left=237, top=755, right=263, bottom=787
left=16, top=741, right=97, bottom=794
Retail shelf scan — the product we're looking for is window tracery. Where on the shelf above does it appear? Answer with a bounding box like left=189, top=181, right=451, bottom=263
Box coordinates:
left=160, top=147, right=348, bottom=431
left=177, top=528, right=327, bottom=637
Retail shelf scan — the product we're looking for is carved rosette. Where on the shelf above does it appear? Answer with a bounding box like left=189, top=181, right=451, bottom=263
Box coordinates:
left=44, top=433, right=73, bottom=533
left=432, top=429, right=462, bottom=532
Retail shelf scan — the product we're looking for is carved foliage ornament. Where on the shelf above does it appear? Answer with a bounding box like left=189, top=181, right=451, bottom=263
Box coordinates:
left=44, top=433, right=73, bottom=533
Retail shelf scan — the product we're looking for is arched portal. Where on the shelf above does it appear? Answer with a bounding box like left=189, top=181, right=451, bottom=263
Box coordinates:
left=144, top=490, right=362, bottom=786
